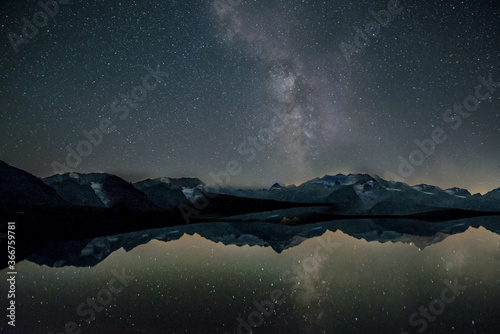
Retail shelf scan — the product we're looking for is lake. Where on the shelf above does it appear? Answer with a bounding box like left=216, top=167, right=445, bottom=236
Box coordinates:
left=1, top=218, right=500, bottom=333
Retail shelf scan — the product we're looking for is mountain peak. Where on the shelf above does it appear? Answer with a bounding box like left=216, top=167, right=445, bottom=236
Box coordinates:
left=270, top=182, right=283, bottom=190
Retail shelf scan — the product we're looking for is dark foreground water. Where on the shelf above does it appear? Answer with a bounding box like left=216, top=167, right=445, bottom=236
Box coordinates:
left=1, top=220, right=500, bottom=334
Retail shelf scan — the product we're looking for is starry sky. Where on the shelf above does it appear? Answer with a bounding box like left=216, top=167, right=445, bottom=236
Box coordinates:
left=0, top=0, right=499, bottom=194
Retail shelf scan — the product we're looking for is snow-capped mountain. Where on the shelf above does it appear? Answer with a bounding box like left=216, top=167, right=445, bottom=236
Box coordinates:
left=1, top=160, right=499, bottom=228
left=135, top=172, right=500, bottom=215
left=133, top=177, right=200, bottom=209
left=209, top=173, right=496, bottom=214
left=1, top=160, right=499, bottom=265
left=43, top=172, right=158, bottom=210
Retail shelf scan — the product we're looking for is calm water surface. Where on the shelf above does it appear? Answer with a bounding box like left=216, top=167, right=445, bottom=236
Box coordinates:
left=1, top=223, right=500, bottom=334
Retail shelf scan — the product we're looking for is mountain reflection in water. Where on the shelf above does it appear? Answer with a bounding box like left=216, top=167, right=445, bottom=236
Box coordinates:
left=1, top=218, right=499, bottom=334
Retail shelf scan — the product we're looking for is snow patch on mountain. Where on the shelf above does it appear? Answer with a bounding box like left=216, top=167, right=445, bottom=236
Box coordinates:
left=444, top=190, right=466, bottom=199
left=181, top=185, right=205, bottom=204
left=412, top=186, right=435, bottom=195
left=385, top=187, right=403, bottom=192
left=182, top=187, right=195, bottom=202
left=90, top=182, right=111, bottom=207
left=159, top=177, right=171, bottom=184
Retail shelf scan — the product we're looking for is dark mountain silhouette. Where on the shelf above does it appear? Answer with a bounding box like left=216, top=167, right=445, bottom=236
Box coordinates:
left=0, top=160, right=499, bottom=250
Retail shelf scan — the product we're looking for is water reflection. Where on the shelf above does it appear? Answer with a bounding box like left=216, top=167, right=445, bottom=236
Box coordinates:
left=1, top=219, right=499, bottom=333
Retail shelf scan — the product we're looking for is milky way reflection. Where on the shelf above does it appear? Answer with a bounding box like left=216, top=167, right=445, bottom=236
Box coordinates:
left=1, top=225, right=499, bottom=333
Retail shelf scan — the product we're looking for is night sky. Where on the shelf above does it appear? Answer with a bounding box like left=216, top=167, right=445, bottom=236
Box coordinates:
left=0, top=0, right=499, bottom=194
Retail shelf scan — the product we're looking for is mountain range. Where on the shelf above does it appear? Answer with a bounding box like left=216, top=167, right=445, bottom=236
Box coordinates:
left=1, top=160, right=500, bottom=269
left=1, top=160, right=499, bottom=242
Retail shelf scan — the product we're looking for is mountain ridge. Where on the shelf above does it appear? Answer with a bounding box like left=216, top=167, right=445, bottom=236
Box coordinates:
left=1, top=160, right=499, bottom=243
left=1, top=160, right=500, bottom=270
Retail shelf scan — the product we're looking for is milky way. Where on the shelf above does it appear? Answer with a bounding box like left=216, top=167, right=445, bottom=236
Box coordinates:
left=0, top=0, right=499, bottom=193
left=213, top=0, right=352, bottom=180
